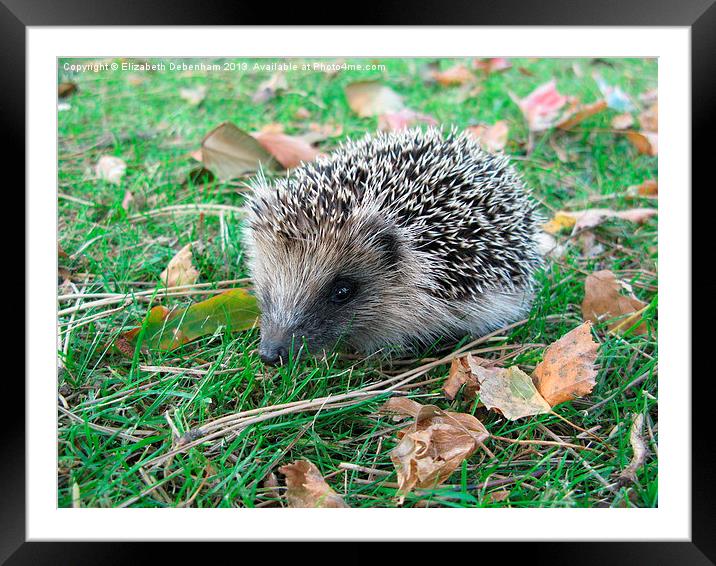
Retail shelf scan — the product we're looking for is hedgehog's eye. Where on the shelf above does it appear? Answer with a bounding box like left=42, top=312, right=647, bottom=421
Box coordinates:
left=329, top=280, right=355, bottom=305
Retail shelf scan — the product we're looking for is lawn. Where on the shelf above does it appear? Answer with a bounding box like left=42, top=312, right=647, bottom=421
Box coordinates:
left=57, top=57, right=658, bottom=508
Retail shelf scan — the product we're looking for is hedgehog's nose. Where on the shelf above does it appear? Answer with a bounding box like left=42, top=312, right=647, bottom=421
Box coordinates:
left=259, top=340, right=289, bottom=366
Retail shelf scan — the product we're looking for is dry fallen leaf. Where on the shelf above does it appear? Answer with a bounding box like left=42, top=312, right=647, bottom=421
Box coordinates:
left=95, top=155, right=127, bottom=185
left=616, top=413, right=649, bottom=485
left=442, top=355, right=492, bottom=400
left=581, top=270, right=648, bottom=335
left=444, top=355, right=552, bottom=420
left=511, top=80, right=572, bottom=132
left=532, top=322, right=599, bottom=406
left=543, top=207, right=657, bottom=235
left=159, top=243, right=199, bottom=288
left=58, top=82, right=78, bottom=98
left=382, top=398, right=489, bottom=503
left=344, top=81, right=404, bottom=117
left=179, top=85, right=207, bottom=106
left=195, top=122, right=279, bottom=180
left=625, top=131, right=658, bottom=156
left=378, top=109, right=438, bottom=132
left=278, top=460, right=349, bottom=508
left=465, top=121, right=509, bottom=153
left=430, top=64, right=474, bottom=86
left=611, top=113, right=635, bottom=130
left=252, top=131, right=322, bottom=169
left=556, top=100, right=607, bottom=130
left=472, top=57, right=512, bottom=75
left=626, top=179, right=658, bottom=197
left=473, top=365, right=552, bottom=420
left=252, top=73, right=287, bottom=104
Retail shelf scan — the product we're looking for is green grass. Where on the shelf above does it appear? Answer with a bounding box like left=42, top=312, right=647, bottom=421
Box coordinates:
left=57, top=57, right=658, bottom=508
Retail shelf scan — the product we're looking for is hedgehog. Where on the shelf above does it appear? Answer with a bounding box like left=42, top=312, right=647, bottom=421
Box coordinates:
left=243, top=127, right=543, bottom=365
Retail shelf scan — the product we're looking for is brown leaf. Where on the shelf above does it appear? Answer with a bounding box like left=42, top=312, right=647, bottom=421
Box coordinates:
left=344, top=81, right=404, bottom=117
left=196, top=122, right=279, bottom=181
left=532, top=322, right=599, bottom=406
left=626, top=179, right=658, bottom=197
left=626, top=131, right=658, bottom=156
left=179, top=85, right=207, bottom=106
left=294, top=107, right=311, bottom=120
left=442, top=355, right=492, bottom=400
left=95, top=155, right=127, bottom=184
left=472, top=57, right=512, bottom=75
left=611, top=113, right=635, bottom=130
left=159, top=243, right=199, bottom=288
left=465, top=121, right=509, bottom=153
left=581, top=270, right=648, bottom=335
left=252, top=132, right=322, bottom=169
left=58, top=82, right=78, bottom=98
left=252, top=73, right=287, bottom=104
left=543, top=207, right=657, bottom=235
left=511, top=80, right=572, bottom=132
left=473, top=365, right=551, bottom=420
left=556, top=99, right=607, bottom=130
left=383, top=399, right=489, bottom=503
left=430, top=64, right=474, bottom=86
left=488, top=490, right=510, bottom=503
left=378, top=109, right=438, bottom=131
left=278, top=460, right=348, bottom=508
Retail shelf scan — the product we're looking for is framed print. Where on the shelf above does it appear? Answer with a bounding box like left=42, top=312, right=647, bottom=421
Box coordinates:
left=7, top=0, right=714, bottom=562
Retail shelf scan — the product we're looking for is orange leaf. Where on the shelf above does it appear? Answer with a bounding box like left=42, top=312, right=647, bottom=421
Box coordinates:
left=532, top=323, right=599, bottom=406
left=626, top=179, right=658, bottom=197
left=625, top=131, right=658, bottom=156
left=556, top=100, right=607, bottom=130
left=581, top=270, right=649, bottom=335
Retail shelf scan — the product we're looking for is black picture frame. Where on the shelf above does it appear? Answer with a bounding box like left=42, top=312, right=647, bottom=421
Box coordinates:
left=8, top=0, right=713, bottom=563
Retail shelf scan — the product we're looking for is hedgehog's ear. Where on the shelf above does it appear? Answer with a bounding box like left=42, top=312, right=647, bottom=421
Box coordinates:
left=367, top=219, right=403, bottom=268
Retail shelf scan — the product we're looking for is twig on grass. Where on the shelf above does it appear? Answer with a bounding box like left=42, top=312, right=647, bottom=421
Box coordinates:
left=141, top=314, right=570, bottom=469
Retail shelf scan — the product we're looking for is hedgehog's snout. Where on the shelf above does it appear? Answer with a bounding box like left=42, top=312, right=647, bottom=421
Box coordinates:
left=258, top=338, right=289, bottom=366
